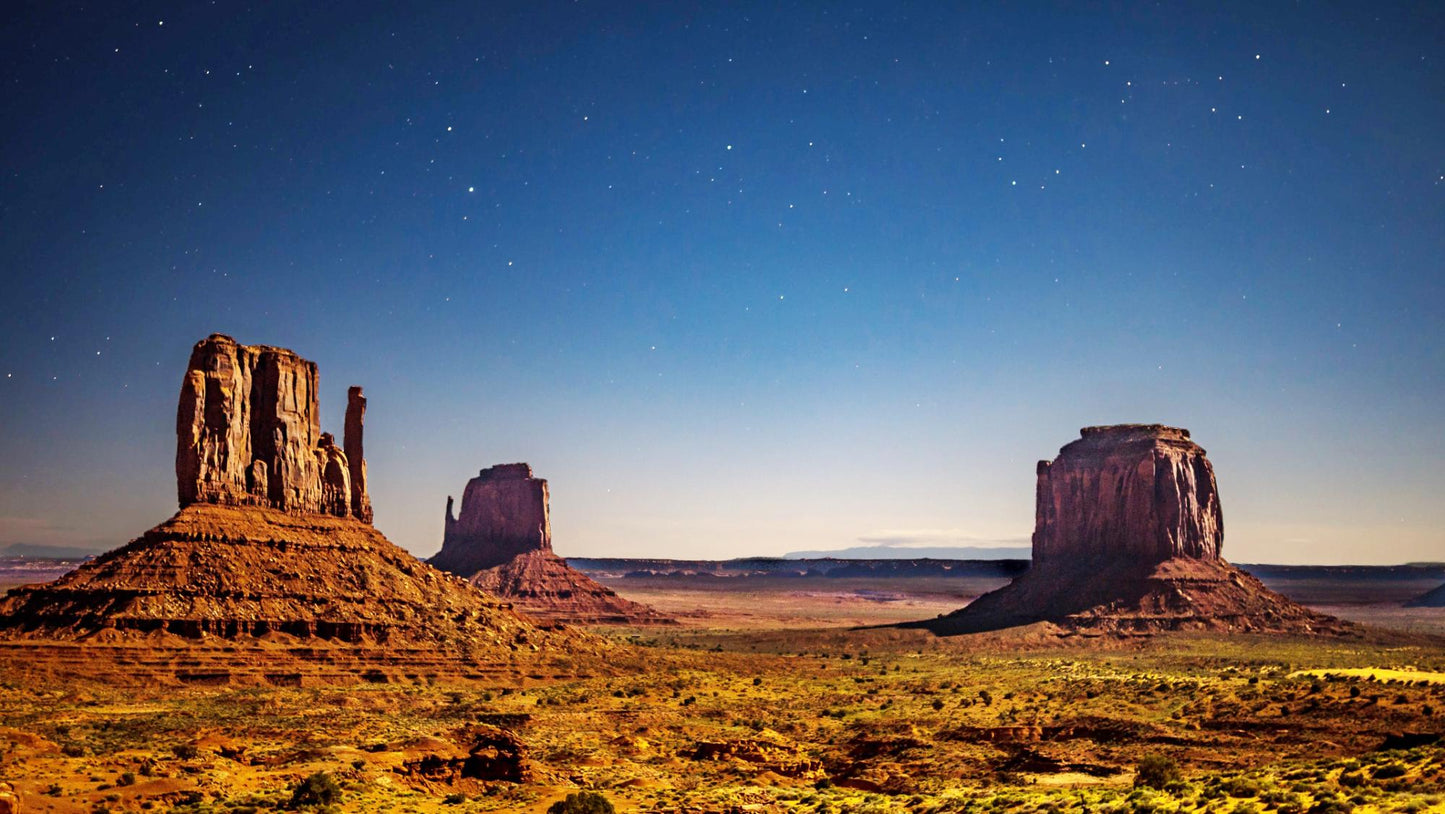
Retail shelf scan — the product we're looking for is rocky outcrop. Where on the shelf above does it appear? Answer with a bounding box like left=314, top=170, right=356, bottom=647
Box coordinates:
left=430, top=465, right=673, bottom=626
left=176, top=334, right=370, bottom=521
left=1406, top=583, right=1445, bottom=608
left=915, top=425, right=1346, bottom=635
left=345, top=387, right=373, bottom=524
left=0, top=334, right=605, bottom=681
left=432, top=464, right=550, bottom=575
left=1034, top=425, right=1222, bottom=565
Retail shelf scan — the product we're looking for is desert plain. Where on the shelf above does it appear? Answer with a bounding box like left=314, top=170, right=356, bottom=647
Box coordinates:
left=1, top=559, right=1443, bottom=814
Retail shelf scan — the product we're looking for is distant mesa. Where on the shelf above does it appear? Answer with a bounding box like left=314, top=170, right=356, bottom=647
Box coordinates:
left=430, top=464, right=673, bottom=626
left=1406, top=583, right=1445, bottom=608
left=0, top=334, right=591, bottom=682
left=913, top=424, right=1348, bottom=635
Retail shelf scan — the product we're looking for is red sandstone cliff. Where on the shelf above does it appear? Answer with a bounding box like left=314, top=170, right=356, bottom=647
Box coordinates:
left=918, top=424, right=1345, bottom=635
left=1034, top=425, right=1222, bottom=566
left=176, top=334, right=371, bottom=521
left=432, top=464, right=551, bottom=575
left=430, top=465, right=672, bottom=626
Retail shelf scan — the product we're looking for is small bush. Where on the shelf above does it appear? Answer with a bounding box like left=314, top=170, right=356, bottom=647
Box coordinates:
left=547, top=791, right=615, bottom=814
left=1135, top=753, right=1182, bottom=789
left=289, top=772, right=341, bottom=808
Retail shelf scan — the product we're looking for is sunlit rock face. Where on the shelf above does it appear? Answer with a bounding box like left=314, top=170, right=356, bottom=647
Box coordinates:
left=1033, top=425, right=1223, bottom=568
left=175, top=333, right=370, bottom=521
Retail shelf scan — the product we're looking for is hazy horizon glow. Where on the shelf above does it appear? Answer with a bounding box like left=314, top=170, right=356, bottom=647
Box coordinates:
left=1, top=4, right=1441, bottom=565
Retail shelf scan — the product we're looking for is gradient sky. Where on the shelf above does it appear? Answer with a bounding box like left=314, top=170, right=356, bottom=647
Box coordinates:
left=1, top=3, right=1442, bottom=564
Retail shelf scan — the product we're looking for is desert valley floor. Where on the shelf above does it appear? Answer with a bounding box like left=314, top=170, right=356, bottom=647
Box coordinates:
left=0, top=562, right=1442, bottom=814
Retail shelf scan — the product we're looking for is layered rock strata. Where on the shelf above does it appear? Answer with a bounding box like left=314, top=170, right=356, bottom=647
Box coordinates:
left=917, top=425, right=1344, bottom=635
left=430, top=465, right=672, bottom=626
left=176, top=333, right=370, bottom=521
left=0, top=504, right=546, bottom=649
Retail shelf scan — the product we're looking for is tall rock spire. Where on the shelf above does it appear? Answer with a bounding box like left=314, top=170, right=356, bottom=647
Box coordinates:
left=345, top=386, right=373, bottom=523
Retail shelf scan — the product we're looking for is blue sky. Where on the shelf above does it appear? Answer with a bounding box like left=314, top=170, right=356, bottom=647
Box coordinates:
left=1, top=2, right=1441, bottom=563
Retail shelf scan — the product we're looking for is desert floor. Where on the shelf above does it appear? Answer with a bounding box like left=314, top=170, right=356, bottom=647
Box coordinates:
left=0, top=571, right=1442, bottom=813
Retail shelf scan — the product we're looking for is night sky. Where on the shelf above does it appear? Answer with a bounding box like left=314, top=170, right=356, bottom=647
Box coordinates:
left=1, top=3, right=1442, bottom=564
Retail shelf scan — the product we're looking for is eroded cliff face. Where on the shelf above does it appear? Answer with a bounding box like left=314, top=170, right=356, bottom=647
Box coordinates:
left=1033, top=425, right=1223, bottom=568
left=431, top=464, right=551, bottom=575
left=175, top=334, right=371, bottom=521
left=913, top=424, right=1343, bottom=635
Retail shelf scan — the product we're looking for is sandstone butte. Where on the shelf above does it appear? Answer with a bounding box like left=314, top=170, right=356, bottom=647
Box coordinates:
left=430, top=464, right=673, bottom=626
left=917, top=424, right=1350, bottom=635
left=0, top=334, right=600, bottom=685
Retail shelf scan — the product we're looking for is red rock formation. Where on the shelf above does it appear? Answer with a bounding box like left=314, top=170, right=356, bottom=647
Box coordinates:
left=1034, top=425, right=1222, bottom=565
left=918, top=425, right=1346, bottom=635
left=0, top=505, right=547, bottom=648
left=176, top=334, right=371, bottom=521
left=430, top=464, right=673, bottom=626
left=432, top=464, right=551, bottom=575
left=0, top=334, right=606, bottom=682
left=345, top=386, right=373, bottom=524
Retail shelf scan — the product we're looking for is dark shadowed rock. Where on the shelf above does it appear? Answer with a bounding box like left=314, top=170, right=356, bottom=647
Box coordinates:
left=430, top=465, right=673, bottom=626
left=1406, top=583, right=1445, bottom=608
left=913, top=424, right=1347, bottom=635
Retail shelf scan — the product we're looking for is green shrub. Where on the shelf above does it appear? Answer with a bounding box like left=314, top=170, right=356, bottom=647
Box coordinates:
left=1135, top=753, right=1182, bottom=789
left=289, top=772, right=341, bottom=808
left=1223, top=777, right=1262, bottom=798
left=547, top=791, right=615, bottom=814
